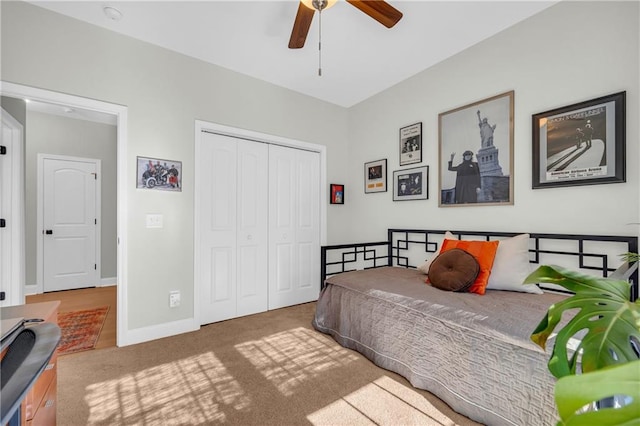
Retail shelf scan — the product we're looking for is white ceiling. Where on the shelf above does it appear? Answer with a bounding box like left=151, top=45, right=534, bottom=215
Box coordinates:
left=28, top=0, right=557, bottom=108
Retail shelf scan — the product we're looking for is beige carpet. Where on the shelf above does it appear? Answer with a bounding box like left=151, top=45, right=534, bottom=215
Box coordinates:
left=58, top=302, right=481, bottom=425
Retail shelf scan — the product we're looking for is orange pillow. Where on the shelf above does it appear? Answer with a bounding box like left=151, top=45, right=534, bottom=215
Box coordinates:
left=439, top=239, right=499, bottom=295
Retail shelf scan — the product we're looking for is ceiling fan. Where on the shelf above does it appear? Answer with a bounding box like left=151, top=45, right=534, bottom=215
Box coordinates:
left=288, top=0, right=403, bottom=49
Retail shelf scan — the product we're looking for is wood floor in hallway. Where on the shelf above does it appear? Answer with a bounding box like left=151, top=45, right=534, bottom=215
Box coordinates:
left=26, top=286, right=117, bottom=350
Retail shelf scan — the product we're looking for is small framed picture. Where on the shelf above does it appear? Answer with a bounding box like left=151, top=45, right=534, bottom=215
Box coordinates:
left=136, top=156, right=182, bottom=191
left=399, top=122, right=422, bottom=166
left=532, top=91, right=625, bottom=189
left=393, top=166, right=428, bottom=201
left=330, top=184, right=344, bottom=204
left=364, top=159, right=387, bottom=193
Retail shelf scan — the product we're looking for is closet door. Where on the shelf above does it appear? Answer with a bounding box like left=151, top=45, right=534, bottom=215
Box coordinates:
left=268, top=145, right=320, bottom=309
left=199, top=132, right=268, bottom=324
left=236, top=141, right=269, bottom=317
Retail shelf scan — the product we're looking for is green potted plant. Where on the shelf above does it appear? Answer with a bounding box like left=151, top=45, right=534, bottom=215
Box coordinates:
left=524, top=264, right=640, bottom=425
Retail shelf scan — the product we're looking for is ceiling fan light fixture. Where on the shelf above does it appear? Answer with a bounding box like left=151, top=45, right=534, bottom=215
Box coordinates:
left=301, top=0, right=338, bottom=12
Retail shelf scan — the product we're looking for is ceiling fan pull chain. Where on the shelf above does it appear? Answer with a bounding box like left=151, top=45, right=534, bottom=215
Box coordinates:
left=318, top=8, right=322, bottom=76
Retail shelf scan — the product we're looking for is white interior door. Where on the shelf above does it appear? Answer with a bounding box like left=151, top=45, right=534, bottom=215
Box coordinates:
left=42, top=157, right=98, bottom=292
left=199, top=132, right=268, bottom=324
left=0, top=108, right=25, bottom=307
left=268, top=145, right=320, bottom=309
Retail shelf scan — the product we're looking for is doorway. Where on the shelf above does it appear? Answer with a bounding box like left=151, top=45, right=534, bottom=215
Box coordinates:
left=0, top=81, right=129, bottom=347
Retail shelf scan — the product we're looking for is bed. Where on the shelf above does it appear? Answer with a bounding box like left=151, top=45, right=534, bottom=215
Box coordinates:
left=313, top=229, right=638, bottom=426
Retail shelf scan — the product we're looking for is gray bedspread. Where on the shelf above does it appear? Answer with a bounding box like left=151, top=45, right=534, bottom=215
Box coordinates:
left=312, top=266, right=568, bottom=426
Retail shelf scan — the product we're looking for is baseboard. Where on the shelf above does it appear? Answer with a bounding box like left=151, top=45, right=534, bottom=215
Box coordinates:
left=23, top=278, right=115, bottom=295
left=24, top=283, right=38, bottom=296
left=119, top=317, right=200, bottom=347
left=100, top=277, right=116, bottom=287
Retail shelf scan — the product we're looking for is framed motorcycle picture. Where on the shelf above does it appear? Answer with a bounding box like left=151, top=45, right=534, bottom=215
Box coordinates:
left=136, top=156, right=182, bottom=191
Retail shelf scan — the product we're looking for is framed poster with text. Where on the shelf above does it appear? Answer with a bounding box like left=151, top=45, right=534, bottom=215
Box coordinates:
left=532, top=91, right=625, bottom=189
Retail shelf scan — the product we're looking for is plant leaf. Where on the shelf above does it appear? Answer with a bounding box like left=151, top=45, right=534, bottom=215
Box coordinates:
left=621, top=252, right=640, bottom=264
left=554, top=361, right=640, bottom=426
left=526, top=265, right=640, bottom=378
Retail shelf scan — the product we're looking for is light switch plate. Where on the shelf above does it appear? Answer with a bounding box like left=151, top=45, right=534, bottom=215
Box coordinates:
left=146, top=214, right=163, bottom=228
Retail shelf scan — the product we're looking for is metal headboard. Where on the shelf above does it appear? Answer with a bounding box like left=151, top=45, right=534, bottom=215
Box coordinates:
left=321, top=229, right=638, bottom=301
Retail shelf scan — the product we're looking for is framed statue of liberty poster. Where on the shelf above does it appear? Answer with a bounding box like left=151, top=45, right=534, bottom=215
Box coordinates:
left=438, top=91, right=514, bottom=207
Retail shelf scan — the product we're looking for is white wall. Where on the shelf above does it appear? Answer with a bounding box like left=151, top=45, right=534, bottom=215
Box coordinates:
left=1, top=1, right=349, bottom=333
left=341, top=1, right=639, bottom=243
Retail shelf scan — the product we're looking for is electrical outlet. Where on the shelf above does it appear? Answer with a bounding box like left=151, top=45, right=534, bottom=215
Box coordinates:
left=146, top=214, right=163, bottom=228
left=169, top=290, right=180, bottom=308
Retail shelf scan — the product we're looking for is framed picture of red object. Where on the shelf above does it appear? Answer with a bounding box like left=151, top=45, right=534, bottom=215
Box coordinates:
left=330, top=184, right=344, bottom=204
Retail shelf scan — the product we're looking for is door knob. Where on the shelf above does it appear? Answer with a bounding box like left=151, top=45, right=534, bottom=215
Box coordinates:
left=45, top=230, right=53, bottom=235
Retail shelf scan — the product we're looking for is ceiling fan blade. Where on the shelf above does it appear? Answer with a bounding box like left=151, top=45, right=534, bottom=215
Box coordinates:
left=346, top=0, right=403, bottom=28
left=288, top=2, right=315, bottom=49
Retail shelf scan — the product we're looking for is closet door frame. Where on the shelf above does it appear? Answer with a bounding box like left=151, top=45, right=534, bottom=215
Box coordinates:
left=194, top=120, right=327, bottom=325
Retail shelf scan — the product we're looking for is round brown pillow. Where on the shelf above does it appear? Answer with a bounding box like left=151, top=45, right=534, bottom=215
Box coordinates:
left=428, top=248, right=480, bottom=292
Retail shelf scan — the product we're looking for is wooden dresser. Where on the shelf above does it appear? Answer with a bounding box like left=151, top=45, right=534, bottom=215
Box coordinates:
left=1, top=301, right=60, bottom=425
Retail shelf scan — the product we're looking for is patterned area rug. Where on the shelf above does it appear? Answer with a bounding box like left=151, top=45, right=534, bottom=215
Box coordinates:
left=57, top=306, right=109, bottom=356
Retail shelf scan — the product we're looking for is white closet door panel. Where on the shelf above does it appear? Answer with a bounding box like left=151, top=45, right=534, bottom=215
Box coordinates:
left=200, top=132, right=238, bottom=324
left=236, top=141, right=268, bottom=316
left=269, top=146, right=296, bottom=309
left=210, top=147, right=236, bottom=232
left=297, top=242, right=313, bottom=289
left=272, top=155, right=294, bottom=230
left=237, top=246, right=259, bottom=294
left=207, top=247, right=236, bottom=322
left=296, top=150, right=320, bottom=240
left=294, top=150, right=320, bottom=303
left=275, top=243, right=293, bottom=292
left=269, top=145, right=296, bottom=248
left=237, top=245, right=264, bottom=316
left=269, top=146, right=320, bottom=309
left=237, top=144, right=267, bottom=230
left=297, top=159, right=313, bottom=229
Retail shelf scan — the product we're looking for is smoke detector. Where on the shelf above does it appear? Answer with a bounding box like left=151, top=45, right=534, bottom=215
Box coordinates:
left=103, top=6, right=123, bottom=21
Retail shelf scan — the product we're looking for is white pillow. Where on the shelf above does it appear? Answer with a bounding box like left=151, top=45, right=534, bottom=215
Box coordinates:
left=486, top=233, right=543, bottom=294
left=417, top=231, right=455, bottom=274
